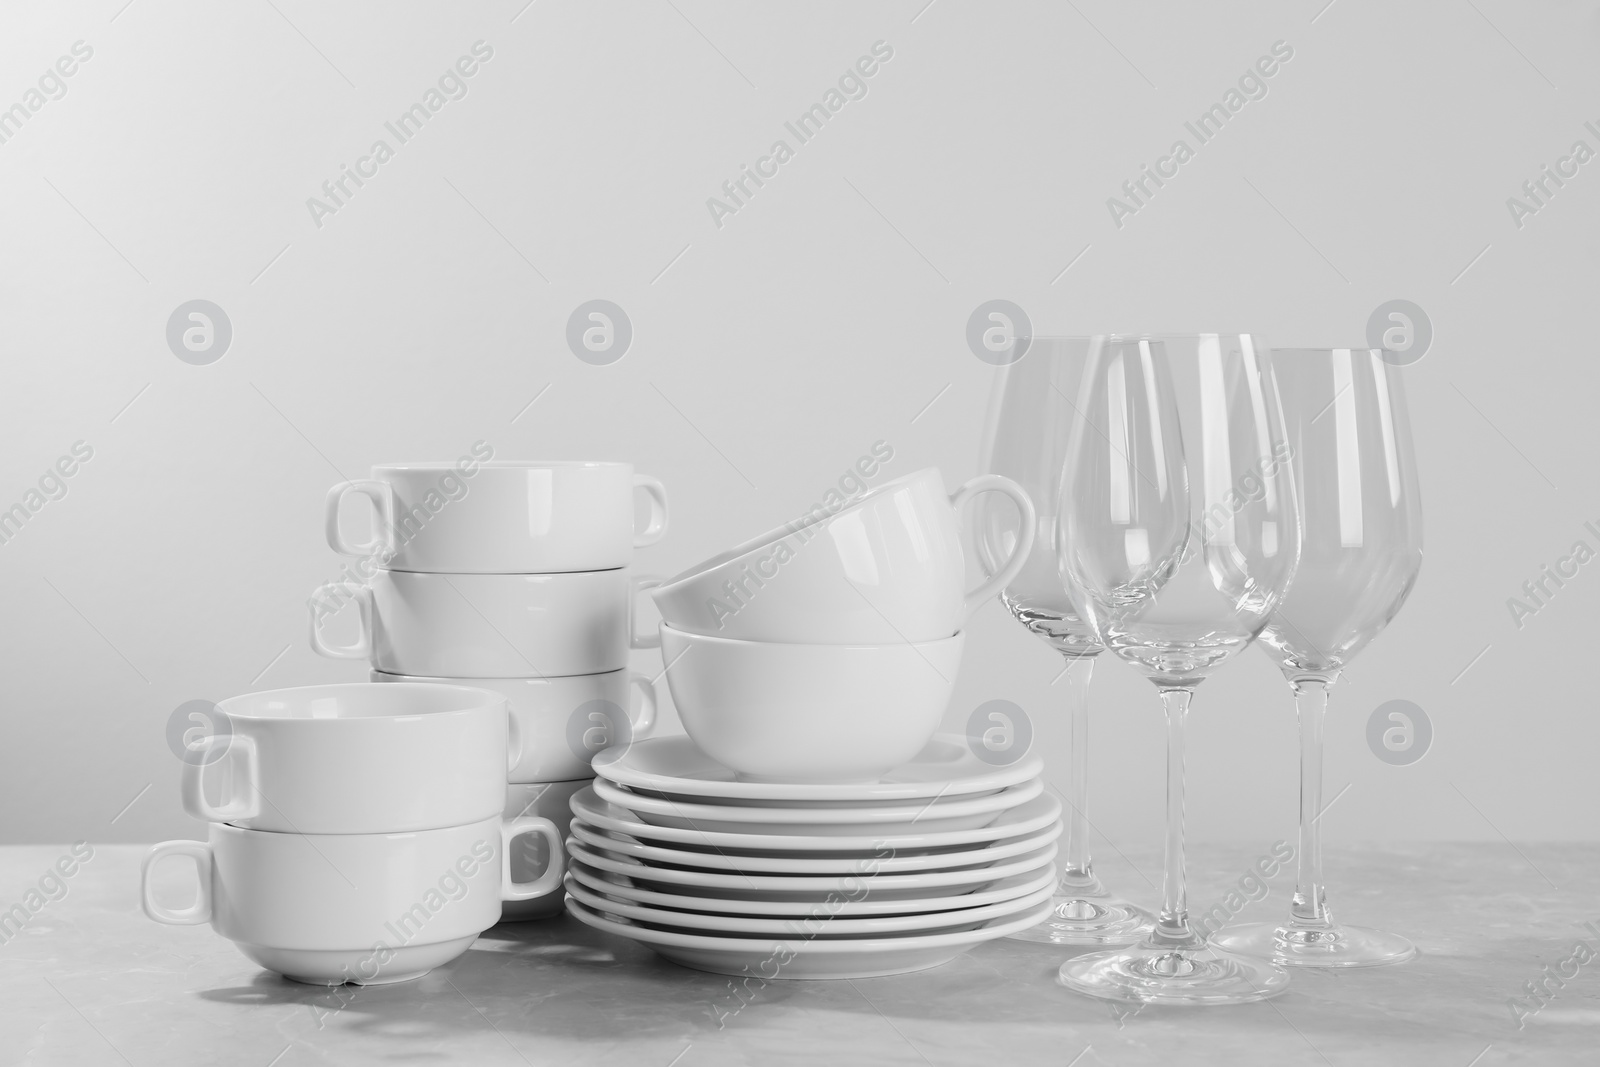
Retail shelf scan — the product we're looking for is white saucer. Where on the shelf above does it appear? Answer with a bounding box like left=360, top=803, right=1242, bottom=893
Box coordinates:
left=564, top=871, right=1057, bottom=938
left=564, top=895, right=1055, bottom=979
left=592, top=733, right=1045, bottom=803
left=569, top=786, right=1061, bottom=855
left=563, top=837, right=1053, bottom=901
left=567, top=851, right=1059, bottom=918
left=591, top=777, right=1042, bottom=836
left=567, top=818, right=1061, bottom=876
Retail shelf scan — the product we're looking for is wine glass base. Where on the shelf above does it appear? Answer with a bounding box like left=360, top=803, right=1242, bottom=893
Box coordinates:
left=1005, top=892, right=1154, bottom=946
left=1058, top=944, right=1290, bottom=1005
left=1210, top=920, right=1417, bottom=968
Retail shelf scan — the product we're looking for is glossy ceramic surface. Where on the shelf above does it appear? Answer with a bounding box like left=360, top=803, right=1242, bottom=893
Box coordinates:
left=325, top=461, right=667, bottom=573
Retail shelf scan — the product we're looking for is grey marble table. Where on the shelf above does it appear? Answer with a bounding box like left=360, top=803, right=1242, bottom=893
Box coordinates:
left=0, top=843, right=1592, bottom=1066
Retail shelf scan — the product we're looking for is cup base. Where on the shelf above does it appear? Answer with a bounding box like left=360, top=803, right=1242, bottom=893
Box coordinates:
left=1209, top=919, right=1417, bottom=968
left=237, top=935, right=479, bottom=986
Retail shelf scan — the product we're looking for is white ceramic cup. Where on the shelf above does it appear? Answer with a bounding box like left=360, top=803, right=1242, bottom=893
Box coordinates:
left=182, top=682, right=510, bottom=835
left=650, top=467, right=1034, bottom=644
left=371, top=669, right=657, bottom=783
left=311, top=570, right=662, bottom=677
left=141, top=814, right=559, bottom=986
left=326, top=461, right=669, bottom=573
left=659, top=625, right=965, bottom=782
left=501, top=780, right=588, bottom=921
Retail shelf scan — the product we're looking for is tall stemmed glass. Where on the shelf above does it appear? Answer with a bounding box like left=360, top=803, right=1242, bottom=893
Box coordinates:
left=1210, top=348, right=1422, bottom=968
left=975, top=337, right=1154, bottom=945
left=1055, top=334, right=1300, bottom=1004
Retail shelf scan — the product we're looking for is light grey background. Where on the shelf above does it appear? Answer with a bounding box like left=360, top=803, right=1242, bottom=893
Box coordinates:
left=2, top=0, right=1596, bottom=860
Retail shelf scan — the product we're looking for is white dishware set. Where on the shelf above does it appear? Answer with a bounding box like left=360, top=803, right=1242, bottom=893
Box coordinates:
left=314, top=461, right=669, bottom=919
left=559, top=467, right=1064, bottom=978
left=144, top=682, right=564, bottom=985
left=137, top=334, right=1426, bottom=1007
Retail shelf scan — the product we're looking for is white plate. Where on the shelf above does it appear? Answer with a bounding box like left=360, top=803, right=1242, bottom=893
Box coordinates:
left=591, top=777, right=1042, bottom=835
left=567, top=819, right=1061, bottom=876
left=568, top=852, right=1060, bottom=918
left=564, top=871, right=1057, bottom=938
left=592, top=733, right=1044, bottom=803
left=563, top=838, right=1054, bottom=901
left=564, top=895, right=1055, bottom=979
left=569, top=786, right=1061, bottom=855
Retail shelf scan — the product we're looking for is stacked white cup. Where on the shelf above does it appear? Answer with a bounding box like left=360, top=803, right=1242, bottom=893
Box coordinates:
left=146, top=681, right=564, bottom=985
left=649, top=467, right=1033, bottom=782
left=311, top=460, right=668, bottom=918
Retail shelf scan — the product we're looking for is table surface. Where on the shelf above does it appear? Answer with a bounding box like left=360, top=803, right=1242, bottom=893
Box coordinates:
left=0, top=842, right=1592, bottom=1066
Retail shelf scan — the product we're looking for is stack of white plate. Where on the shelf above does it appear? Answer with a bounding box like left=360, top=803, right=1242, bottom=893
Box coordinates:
left=563, top=734, right=1062, bottom=979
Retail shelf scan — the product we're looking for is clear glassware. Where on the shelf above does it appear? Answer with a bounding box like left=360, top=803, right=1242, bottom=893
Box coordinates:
left=1209, top=348, right=1422, bottom=968
left=1053, top=334, right=1300, bottom=1004
left=975, top=336, right=1153, bottom=946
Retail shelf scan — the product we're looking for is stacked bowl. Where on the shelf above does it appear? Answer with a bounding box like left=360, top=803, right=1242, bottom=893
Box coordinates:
left=562, top=467, right=1063, bottom=977
left=150, top=682, right=564, bottom=985
left=311, top=460, right=668, bottom=919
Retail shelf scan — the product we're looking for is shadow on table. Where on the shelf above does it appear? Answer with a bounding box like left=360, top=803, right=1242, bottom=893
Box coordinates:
left=192, top=907, right=1512, bottom=1060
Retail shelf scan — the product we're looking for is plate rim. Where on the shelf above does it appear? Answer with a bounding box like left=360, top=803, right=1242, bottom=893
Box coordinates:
left=566, top=818, right=1061, bottom=875
left=561, top=837, right=1058, bottom=892
left=590, top=776, right=1044, bottom=826
left=592, top=733, right=1045, bottom=802
left=565, top=851, right=1062, bottom=917
left=569, top=786, right=1061, bottom=853
left=562, top=871, right=1059, bottom=937
left=564, top=893, right=1057, bottom=954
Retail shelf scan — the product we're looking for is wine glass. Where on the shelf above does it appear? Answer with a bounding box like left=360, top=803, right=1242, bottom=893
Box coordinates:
left=1209, top=348, right=1422, bottom=968
left=975, top=336, right=1154, bottom=945
left=1054, top=334, right=1300, bottom=1004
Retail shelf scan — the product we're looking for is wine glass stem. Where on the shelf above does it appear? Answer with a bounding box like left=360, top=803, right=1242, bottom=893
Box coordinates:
left=1290, top=672, right=1337, bottom=927
left=1154, top=687, right=1195, bottom=946
left=1060, top=653, right=1096, bottom=881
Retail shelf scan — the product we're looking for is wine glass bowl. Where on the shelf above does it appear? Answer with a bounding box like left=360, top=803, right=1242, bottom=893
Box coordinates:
left=1060, top=336, right=1299, bottom=685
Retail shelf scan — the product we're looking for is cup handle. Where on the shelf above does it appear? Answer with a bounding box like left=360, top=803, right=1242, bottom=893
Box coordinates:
left=324, top=480, right=395, bottom=559
left=633, top=475, right=669, bottom=548
left=501, top=816, right=562, bottom=902
left=505, top=703, right=523, bottom=776
left=141, top=841, right=213, bottom=925
left=308, top=584, right=373, bottom=660
left=629, top=574, right=664, bottom=651
left=181, top=734, right=261, bottom=824
left=627, top=672, right=657, bottom=739
left=951, top=474, right=1036, bottom=626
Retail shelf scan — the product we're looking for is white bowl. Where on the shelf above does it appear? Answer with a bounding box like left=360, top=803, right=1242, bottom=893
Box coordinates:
left=650, top=467, right=1033, bottom=644
left=660, top=626, right=964, bottom=783
left=325, top=461, right=667, bottom=574
left=312, top=569, right=658, bottom=678
left=186, top=682, right=508, bottom=835
left=372, top=670, right=656, bottom=783
left=141, top=815, right=562, bottom=985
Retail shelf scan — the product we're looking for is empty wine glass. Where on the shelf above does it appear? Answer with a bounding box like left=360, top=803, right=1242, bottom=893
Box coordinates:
left=1210, top=348, right=1422, bottom=968
left=975, top=336, right=1153, bottom=945
left=1054, top=334, right=1300, bottom=1005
